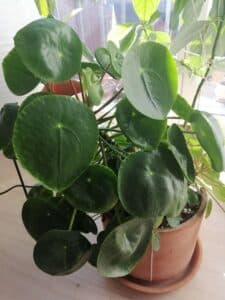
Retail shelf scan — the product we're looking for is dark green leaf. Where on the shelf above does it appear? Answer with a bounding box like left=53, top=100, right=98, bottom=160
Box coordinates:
left=168, top=124, right=195, bottom=182
left=95, top=48, right=120, bottom=79
left=22, top=188, right=69, bottom=240
left=2, top=48, right=39, bottom=95
left=97, top=218, right=152, bottom=277
left=116, top=98, right=167, bottom=149
left=118, top=149, right=188, bottom=218
left=65, top=165, right=117, bottom=213
left=74, top=211, right=97, bottom=234
left=33, top=229, right=91, bottom=275
left=188, top=189, right=200, bottom=207
left=14, top=18, right=82, bottom=82
left=122, top=42, right=178, bottom=120
left=13, top=95, right=98, bottom=192
left=191, top=111, right=225, bottom=172
left=172, top=94, right=194, bottom=121
left=0, top=103, right=18, bottom=150
left=20, top=92, right=49, bottom=112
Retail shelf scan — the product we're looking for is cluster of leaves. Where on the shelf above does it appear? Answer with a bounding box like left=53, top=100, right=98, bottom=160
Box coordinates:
left=0, top=0, right=225, bottom=278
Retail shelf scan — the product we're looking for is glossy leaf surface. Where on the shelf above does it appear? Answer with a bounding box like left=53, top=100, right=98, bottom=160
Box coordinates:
left=3, top=48, right=39, bottom=95
left=122, top=42, right=178, bottom=120
left=33, top=229, right=91, bottom=275
left=14, top=18, right=82, bottom=82
left=191, top=111, right=225, bottom=172
left=97, top=218, right=152, bottom=277
left=0, top=103, right=18, bottom=150
left=82, top=67, right=103, bottom=106
left=13, top=95, right=98, bottom=192
left=116, top=98, right=167, bottom=149
left=118, top=150, right=188, bottom=218
left=168, top=124, right=195, bottom=182
left=65, top=165, right=117, bottom=213
left=172, top=94, right=194, bottom=122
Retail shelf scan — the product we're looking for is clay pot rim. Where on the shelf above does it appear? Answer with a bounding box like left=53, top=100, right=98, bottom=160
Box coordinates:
left=158, top=188, right=207, bottom=233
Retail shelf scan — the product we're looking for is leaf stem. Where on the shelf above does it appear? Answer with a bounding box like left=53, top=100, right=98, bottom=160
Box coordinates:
left=99, top=138, right=108, bottom=166
left=192, top=20, right=224, bottom=108
left=78, top=73, right=86, bottom=104
left=94, top=88, right=123, bottom=114
left=68, top=208, right=77, bottom=231
left=13, top=159, right=28, bottom=198
left=0, top=184, right=33, bottom=196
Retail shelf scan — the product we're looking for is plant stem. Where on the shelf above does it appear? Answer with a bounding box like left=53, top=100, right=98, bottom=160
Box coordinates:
left=99, top=138, right=108, bottom=166
left=13, top=159, right=28, bottom=198
left=94, top=88, right=123, bottom=114
left=0, top=184, right=33, bottom=196
left=99, top=135, right=126, bottom=158
left=100, top=128, right=121, bottom=133
left=78, top=73, right=86, bottom=104
left=97, top=116, right=115, bottom=124
left=68, top=208, right=77, bottom=231
left=192, top=20, right=224, bottom=108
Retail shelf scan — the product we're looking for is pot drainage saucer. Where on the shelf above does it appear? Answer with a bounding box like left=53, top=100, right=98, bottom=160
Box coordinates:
left=118, top=240, right=202, bottom=294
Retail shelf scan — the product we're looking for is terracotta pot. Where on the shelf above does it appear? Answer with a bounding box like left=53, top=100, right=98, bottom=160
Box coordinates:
left=130, top=188, right=207, bottom=283
left=42, top=80, right=81, bottom=95
left=103, top=188, right=207, bottom=291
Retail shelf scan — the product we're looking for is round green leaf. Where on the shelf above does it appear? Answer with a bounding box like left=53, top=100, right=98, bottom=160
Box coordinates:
left=116, top=98, right=167, bottom=149
left=14, top=18, right=82, bottom=82
left=191, top=110, right=225, bottom=172
left=22, top=185, right=97, bottom=239
left=19, top=92, right=49, bottom=112
left=13, top=95, right=98, bottom=192
left=65, top=165, right=117, bottom=213
left=168, top=124, right=195, bottom=182
left=2, top=48, right=40, bottom=95
left=118, top=150, right=188, bottom=218
left=0, top=103, right=18, bottom=150
left=122, top=41, right=178, bottom=120
left=22, top=190, right=69, bottom=240
left=97, top=218, right=152, bottom=277
left=33, top=229, right=91, bottom=275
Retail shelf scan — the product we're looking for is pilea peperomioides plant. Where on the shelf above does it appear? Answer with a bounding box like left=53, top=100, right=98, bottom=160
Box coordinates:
left=1, top=1, right=225, bottom=280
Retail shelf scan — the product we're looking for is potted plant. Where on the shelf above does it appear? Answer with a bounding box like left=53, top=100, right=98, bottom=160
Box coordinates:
left=0, top=0, right=225, bottom=295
